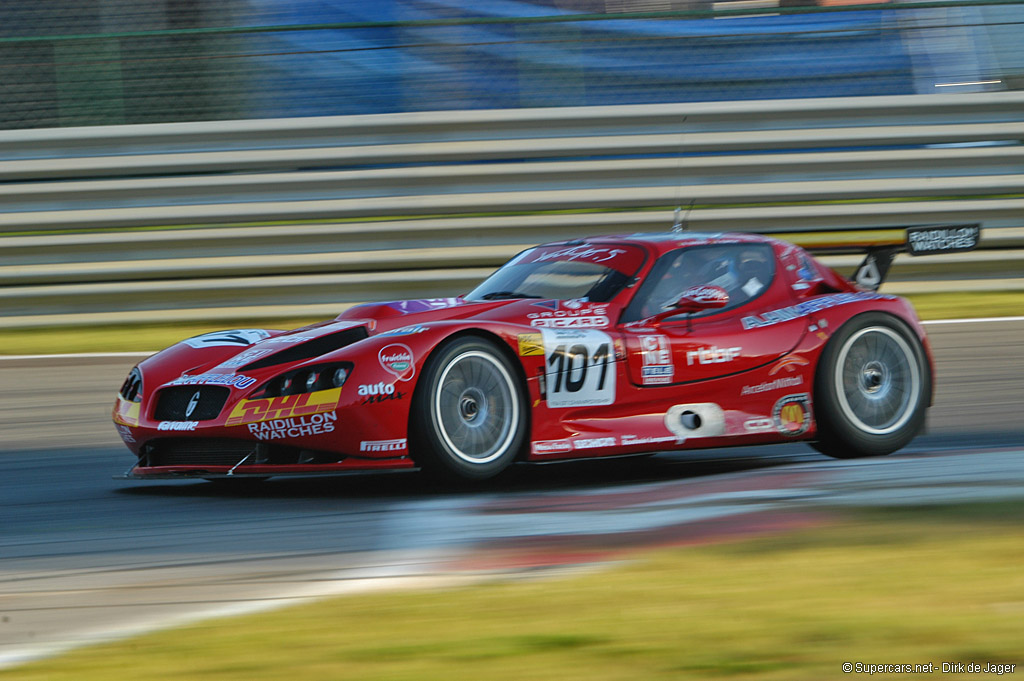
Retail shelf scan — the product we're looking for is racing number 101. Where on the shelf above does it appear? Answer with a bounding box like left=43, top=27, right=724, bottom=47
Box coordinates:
left=547, top=343, right=610, bottom=393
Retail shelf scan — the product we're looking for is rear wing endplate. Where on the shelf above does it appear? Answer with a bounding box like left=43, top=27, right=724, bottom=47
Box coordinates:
left=780, top=224, right=981, bottom=291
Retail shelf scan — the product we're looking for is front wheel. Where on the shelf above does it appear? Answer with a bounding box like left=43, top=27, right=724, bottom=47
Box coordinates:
left=411, top=336, right=528, bottom=480
left=813, top=312, right=930, bottom=459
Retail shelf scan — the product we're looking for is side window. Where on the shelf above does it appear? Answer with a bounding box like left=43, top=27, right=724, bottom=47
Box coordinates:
left=623, top=243, right=775, bottom=323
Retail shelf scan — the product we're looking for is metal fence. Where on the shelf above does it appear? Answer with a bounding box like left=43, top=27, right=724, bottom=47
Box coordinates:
left=1, top=92, right=1022, bottom=329
left=1, top=0, right=1022, bottom=129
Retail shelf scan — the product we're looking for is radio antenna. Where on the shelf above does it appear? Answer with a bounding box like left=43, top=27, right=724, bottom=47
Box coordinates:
left=670, top=116, right=689, bottom=234
left=672, top=198, right=694, bottom=234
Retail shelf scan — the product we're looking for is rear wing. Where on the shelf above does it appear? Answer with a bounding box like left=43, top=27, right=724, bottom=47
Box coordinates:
left=778, top=224, right=981, bottom=291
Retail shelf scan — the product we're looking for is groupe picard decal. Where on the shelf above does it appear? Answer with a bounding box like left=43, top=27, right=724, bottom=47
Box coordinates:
left=528, top=301, right=611, bottom=329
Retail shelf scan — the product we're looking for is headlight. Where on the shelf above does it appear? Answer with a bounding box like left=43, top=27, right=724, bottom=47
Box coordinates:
left=258, top=362, right=352, bottom=398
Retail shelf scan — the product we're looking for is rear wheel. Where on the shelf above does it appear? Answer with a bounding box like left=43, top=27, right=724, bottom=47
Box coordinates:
left=813, top=312, right=930, bottom=459
left=411, top=336, right=527, bottom=480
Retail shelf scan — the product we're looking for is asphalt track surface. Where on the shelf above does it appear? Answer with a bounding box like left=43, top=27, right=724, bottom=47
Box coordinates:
left=0, top=319, right=1022, bottom=667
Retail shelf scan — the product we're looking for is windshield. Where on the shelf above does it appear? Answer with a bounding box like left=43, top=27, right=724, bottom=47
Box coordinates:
left=464, top=244, right=646, bottom=303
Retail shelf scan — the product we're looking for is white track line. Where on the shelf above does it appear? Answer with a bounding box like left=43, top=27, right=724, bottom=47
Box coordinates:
left=0, top=351, right=155, bottom=361
left=921, top=316, right=1024, bottom=325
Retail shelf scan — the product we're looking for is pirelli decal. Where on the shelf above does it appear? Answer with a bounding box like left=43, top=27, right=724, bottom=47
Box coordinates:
left=225, top=388, right=342, bottom=427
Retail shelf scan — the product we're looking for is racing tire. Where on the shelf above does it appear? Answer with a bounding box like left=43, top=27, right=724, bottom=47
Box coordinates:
left=411, top=336, right=528, bottom=481
left=813, top=312, right=930, bottom=459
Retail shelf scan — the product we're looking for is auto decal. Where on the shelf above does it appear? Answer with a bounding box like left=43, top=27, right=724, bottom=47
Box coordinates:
left=532, top=440, right=573, bottom=454
left=773, top=393, right=812, bottom=436
left=541, top=328, right=615, bottom=408
left=225, top=388, right=342, bottom=427
left=378, top=344, right=415, bottom=381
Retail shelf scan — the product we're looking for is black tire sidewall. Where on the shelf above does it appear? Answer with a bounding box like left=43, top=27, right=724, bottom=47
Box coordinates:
left=814, top=312, right=930, bottom=458
left=411, top=336, right=528, bottom=480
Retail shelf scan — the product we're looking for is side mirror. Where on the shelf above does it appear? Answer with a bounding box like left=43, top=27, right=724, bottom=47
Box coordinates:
left=647, top=285, right=730, bottom=324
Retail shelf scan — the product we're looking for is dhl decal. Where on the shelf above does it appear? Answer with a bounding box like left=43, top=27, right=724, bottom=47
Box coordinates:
left=225, top=388, right=342, bottom=427
left=113, top=397, right=140, bottom=427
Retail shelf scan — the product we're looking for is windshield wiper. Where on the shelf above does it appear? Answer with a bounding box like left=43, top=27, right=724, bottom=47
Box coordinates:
left=478, top=291, right=543, bottom=300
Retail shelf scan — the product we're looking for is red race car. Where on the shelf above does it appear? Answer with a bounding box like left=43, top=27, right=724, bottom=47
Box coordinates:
left=114, top=226, right=979, bottom=481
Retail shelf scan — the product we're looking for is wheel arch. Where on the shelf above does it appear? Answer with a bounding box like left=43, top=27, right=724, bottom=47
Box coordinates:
left=408, top=327, right=533, bottom=463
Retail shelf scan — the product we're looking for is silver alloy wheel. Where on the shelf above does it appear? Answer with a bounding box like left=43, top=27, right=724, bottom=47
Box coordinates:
left=833, top=326, right=921, bottom=436
left=432, top=350, right=519, bottom=464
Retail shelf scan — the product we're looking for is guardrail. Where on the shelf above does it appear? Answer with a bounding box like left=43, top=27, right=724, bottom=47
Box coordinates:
left=2, top=92, right=1023, bottom=328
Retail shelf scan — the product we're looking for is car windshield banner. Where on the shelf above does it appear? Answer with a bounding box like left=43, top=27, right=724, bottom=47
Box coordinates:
left=515, top=244, right=646, bottom=274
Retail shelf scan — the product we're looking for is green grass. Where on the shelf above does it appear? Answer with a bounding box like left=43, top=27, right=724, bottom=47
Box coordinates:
left=6, top=500, right=1024, bottom=681
left=1, top=291, right=1022, bottom=355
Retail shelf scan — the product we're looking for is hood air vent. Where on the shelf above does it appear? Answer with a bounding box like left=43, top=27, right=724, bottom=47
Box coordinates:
left=241, top=326, right=369, bottom=371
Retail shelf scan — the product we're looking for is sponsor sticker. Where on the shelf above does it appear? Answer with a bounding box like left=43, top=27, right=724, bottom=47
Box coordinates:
left=360, top=438, right=407, bottom=453
left=113, top=398, right=140, bottom=427
left=158, top=421, right=199, bottom=432
left=686, top=345, right=741, bottom=366
left=182, top=329, right=270, bottom=349
left=528, top=303, right=611, bottom=329
left=115, top=424, right=136, bottom=443
left=680, top=284, right=729, bottom=306
left=573, top=437, right=617, bottom=450
left=379, top=325, right=428, bottom=337
left=226, top=388, right=342, bottom=427
left=773, top=393, right=812, bottom=436
left=532, top=440, right=573, bottom=455
left=769, top=355, right=810, bottom=375
left=741, top=292, right=894, bottom=330
left=741, top=376, right=804, bottom=395
left=392, top=298, right=462, bottom=314
left=379, top=343, right=415, bottom=381
left=217, top=348, right=273, bottom=369
left=542, top=328, right=616, bottom=408
left=621, top=434, right=677, bottom=446
left=639, top=334, right=674, bottom=385
left=517, top=333, right=544, bottom=357
left=247, top=413, right=337, bottom=440
left=906, top=224, right=980, bottom=255
left=171, top=373, right=257, bottom=390
left=743, top=417, right=775, bottom=434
